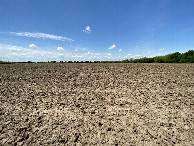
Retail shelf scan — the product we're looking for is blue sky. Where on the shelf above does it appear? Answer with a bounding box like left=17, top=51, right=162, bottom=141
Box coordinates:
left=0, top=0, right=194, bottom=61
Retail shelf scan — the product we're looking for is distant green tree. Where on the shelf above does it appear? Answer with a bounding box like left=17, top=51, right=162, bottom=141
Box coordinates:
left=122, top=50, right=193, bottom=63
left=154, top=56, right=166, bottom=63
left=166, top=52, right=181, bottom=63
left=122, top=59, right=129, bottom=63
left=0, top=61, right=12, bottom=64
left=180, top=50, right=194, bottom=63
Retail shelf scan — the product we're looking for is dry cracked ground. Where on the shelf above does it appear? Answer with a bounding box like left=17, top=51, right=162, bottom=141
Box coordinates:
left=0, top=63, right=194, bottom=145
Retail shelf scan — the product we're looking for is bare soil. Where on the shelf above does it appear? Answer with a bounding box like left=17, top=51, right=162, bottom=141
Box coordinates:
left=0, top=63, right=194, bottom=145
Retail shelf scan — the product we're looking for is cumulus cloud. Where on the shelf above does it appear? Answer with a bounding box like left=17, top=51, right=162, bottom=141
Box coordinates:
left=73, top=47, right=88, bottom=52
left=58, top=53, right=64, bottom=56
left=1, top=44, right=149, bottom=62
left=134, top=55, right=143, bottom=59
left=0, top=44, right=71, bottom=62
left=8, top=46, right=21, bottom=51
left=147, top=51, right=151, bottom=54
left=10, top=32, right=75, bottom=42
left=159, top=48, right=165, bottom=51
left=123, top=54, right=142, bottom=59
left=85, top=51, right=93, bottom=55
left=81, top=48, right=87, bottom=51
left=57, top=47, right=64, bottom=51
left=29, top=44, right=37, bottom=48
left=83, top=26, right=91, bottom=33
left=72, top=55, right=83, bottom=58
left=108, top=44, right=116, bottom=50
left=119, top=49, right=122, bottom=52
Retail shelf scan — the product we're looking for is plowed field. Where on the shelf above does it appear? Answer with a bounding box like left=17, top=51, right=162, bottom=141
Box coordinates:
left=0, top=63, right=194, bottom=145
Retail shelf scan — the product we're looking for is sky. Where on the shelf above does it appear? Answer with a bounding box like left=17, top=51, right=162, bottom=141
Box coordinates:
left=0, top=0, right=194, bottom=62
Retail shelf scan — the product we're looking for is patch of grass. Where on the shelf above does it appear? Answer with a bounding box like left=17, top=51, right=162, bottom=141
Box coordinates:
left=168, top=85, right=173, bottom=89
left=168, top=115, right=173, bottom=127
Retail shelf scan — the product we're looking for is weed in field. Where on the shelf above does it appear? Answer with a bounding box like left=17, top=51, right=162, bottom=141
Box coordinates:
left=168, top=115, right=173, bottom=127
left=168, top=85, right=173, bottom=89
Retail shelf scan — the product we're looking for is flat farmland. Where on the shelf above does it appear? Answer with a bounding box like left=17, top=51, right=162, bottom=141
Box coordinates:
left=0, top=63, right=194, bottom=145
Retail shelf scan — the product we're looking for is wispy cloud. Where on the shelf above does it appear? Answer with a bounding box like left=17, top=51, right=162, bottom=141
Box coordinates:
left=159, top=48, right=165, bottom=51
left=57, top=46, right=64, bottom=51
left=29, top=44, right=37, bottom=48
left=10, top=32, right=75, bottom=42
left=108, top=44, right=116, bottom=49
left=144, top=33, right=155, bottom=39
left=83, top=26, right=91, bottom=33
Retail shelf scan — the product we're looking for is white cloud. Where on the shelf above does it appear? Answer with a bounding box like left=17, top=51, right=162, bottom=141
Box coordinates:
left=29, top=44, right=37, bottom=48
left=86, top=26, right=91, bottom=31
left=8, top=46, right=21, bottom=51
left=0, top=44, right=149, bottom=62
left=123, top=53, right=132, bottom=59
left=119, top=49, right=122, bottom=52
left=147, top=51, right=151, bottom=54
left=83, top=26, right=91, bottom=33
left=136, top=46, right=138, bottom=48
left=81, top=48, right=87, bottom=51
left=10, top=32, right=75, bottom=42
left=57, top=47, right=64, bottom=51
left=85, top=51, right=93, bottom=55
left=20, top=54, right=27, bottom=56
left=0, top=44, right=64, bottom=62
left=58, top=53, right=64, bottom=56
left=72, top=47, right=88, bottom=52
left=72, top=55, right=83, bottom=58
left=159, top=48, right=165, bottom=51
left=134, top=55, right=143, bottom=59
left=123, top=54, right=143, bottom=59
left=108, top=44, right=116, bottom=49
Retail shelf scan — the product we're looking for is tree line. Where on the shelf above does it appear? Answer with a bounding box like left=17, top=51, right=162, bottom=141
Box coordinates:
left=122, top=50, right=194, bottom=63
left=0, top=50, right=193, bottom=64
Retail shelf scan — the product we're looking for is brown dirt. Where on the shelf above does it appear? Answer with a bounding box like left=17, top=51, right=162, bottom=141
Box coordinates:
left=0, top=63, right=194, bottom=145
